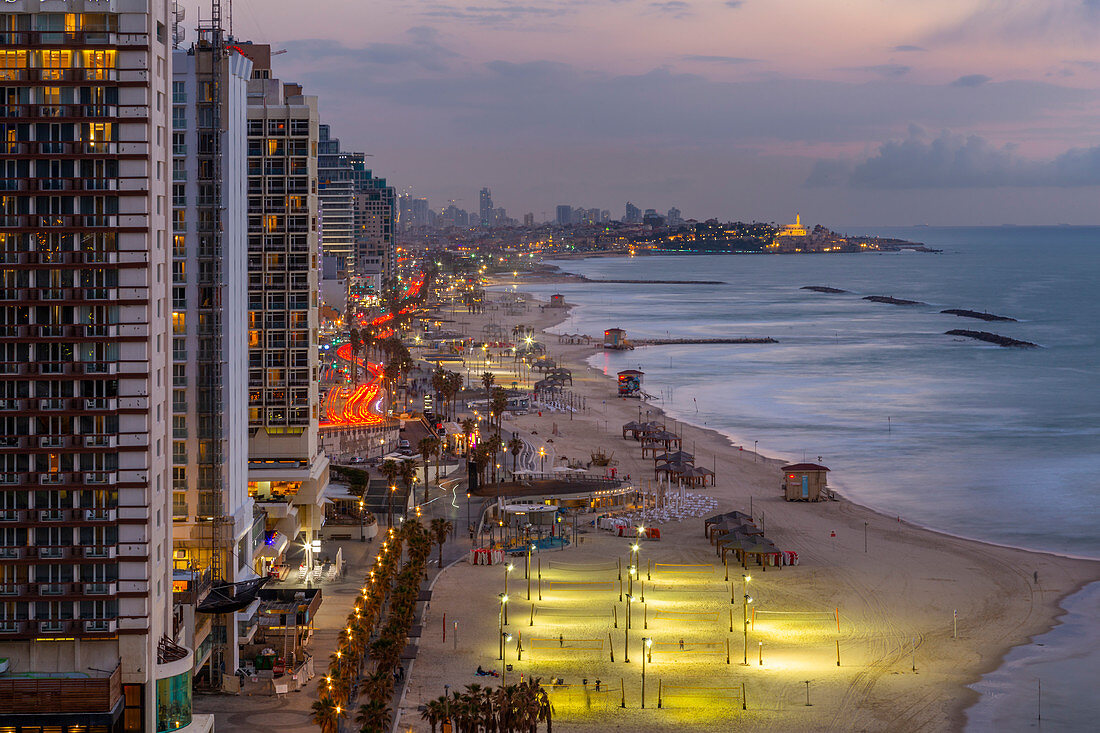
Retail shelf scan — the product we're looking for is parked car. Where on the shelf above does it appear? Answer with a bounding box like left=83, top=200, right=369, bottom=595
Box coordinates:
left=349, top=456, right=365, bottom=464
left=398, top=439, right=411, bottom=449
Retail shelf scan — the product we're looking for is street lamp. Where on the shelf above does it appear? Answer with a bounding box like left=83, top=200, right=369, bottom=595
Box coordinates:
left=642, top=637, right=652, bottom=708
left=359, top=499, right=366, bottom=542
left=625, top=595, right=634, bottom=662
left=504, top=564, right=514, bottom=624
left=502, top=633, right=513, bottom=685
left=498, top=593, right=508, bottom=659
left=538, top=447, right=546, bottom=473
left=742, top=574, right=752, bottom=665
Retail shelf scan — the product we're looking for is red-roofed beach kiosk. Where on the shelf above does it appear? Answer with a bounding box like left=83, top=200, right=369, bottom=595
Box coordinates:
left=782, top=463, right=830, bottom=502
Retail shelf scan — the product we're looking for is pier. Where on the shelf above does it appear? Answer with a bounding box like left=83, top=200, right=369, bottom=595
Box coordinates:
left=863, top=295, right=928, bottom=306
left=633, top=337, right=778, bottom=346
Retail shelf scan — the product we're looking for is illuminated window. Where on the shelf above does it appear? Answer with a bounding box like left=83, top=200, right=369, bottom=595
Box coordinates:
left=172, top=312, right=185, bottom=334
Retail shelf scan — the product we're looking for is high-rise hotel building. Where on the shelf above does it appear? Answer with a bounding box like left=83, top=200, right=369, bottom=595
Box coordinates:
left=170, top=36, right=259, bottom=683
left=0, top=2, right=197, bottom=732
left=236, top=44, right=328, bottom=550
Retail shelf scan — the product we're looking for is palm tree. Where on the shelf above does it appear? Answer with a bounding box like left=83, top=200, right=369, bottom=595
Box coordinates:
left=420, top=698, right=447, bottom=733
left=508, top=436, right=523, bottom=477
left=430, top=517, right=453, bottom=570
left=483, top=433, right=503, bottom=484
left=418, top=436, right=440, bottom=493
left=355, top=697, right=392, bottom=733
left=399, top=458, right=418, bottom=507
left=481, top=371, right=495, bottom=418
left=490, top=387, right=508, bottom=438
left=310, top=697, right=342, bottom=733
left=379, top=459, right=400, bottom=526
left=460, top=417, right=476, bottom=458
left=350, top=327, right=362, bottom=384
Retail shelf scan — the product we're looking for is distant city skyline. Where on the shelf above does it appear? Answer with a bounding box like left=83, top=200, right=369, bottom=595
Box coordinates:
left=177, top=0, right=1100, bottom=224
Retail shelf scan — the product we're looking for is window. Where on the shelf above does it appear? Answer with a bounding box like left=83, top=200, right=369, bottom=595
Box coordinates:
left=173, top=415, right=187, bottom=438
left=172, top=312, right=185, bottom=334
left=172, top=337, right=186, bottom=362
left=172, top=81, right=186, bottom=104
left=172, top=440, right=186, bottom=464
left=172, top=467, right=186, bottom=491
left=172, top=106, right=186, bottom=129
left=172, top=131, right=186, bottom=156
left=173, top=364, right=186, bottom=387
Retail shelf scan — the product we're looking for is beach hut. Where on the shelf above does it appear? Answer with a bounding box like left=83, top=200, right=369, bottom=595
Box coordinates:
left=617, top=369, right=644, bottom=397
left=781, top=463, right=830, bottom=502
left=549, top=294, right=566, bottom=307
left=604, top=328, right=632, bottom=349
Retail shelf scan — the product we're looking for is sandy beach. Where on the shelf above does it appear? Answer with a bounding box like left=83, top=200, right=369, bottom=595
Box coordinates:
left=399, top=285, right=1100, bottom=732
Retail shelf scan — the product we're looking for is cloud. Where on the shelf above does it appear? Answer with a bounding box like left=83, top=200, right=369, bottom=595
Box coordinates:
left=680, top=54, right=758, bottom=65
left=416, top=1, right=570, bottom=26
left=842, top=64, right=912, bottom=78
left=649, top=1, right=692, bottom=18
left=807, top=127, right=1100, bottom=188
left=724, top=1, right=745, bottom=7
left=281, top=28, right=460, bottom=72
left=952, top=74, right=991, bottom=87
left=930, top=0, right=1100, bottom=43
left=892, top=45, right=926, bottom=52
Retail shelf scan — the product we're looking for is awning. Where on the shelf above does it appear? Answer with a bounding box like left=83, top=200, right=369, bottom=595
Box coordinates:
left=257, top=532, right=288, bottom=559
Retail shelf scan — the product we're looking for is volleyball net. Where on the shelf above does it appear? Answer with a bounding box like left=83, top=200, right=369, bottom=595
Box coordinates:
left=653, top=563, right=716, bottom=574
left=752, top=607, right=841, bottom=632
left=649, top=640, right=726, bottom=655
left=528, top=637, right=605, bottom=651
left=531, top=605, right=613, bottom=621
left=653, top=609, right=720, bottom=623
left=543, top=681, right=624, bottom=714
left=547, top=561, right=618, bottom=574
left=547, top=581, right=615, bottom=592
left=659, top=681, right=745, bottom=710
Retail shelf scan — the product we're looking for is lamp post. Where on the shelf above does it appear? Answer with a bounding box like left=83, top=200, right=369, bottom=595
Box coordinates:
left=498, top=594, right=508, bottom=659
left=389, top=484, right=397, bottom=527
left=754, top=440, right=758, bottom=462
left=642, top=637, right=652, bottom=708
left=359, top=499, right=366, bottom=542
left=502, top=633, right=513, bottom=686
left=466, top=492, right=472, bottom=537
left=504, top=564, right=513, bottom=624
left=742, top=574, right=752, bottom=665
left=625, top=595, right=633, bottom=662
left=538, top=447, right=546, bottom=473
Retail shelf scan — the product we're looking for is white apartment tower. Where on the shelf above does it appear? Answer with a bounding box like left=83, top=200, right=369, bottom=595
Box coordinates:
left=170, top=36, right=258, bottom=684
left=0, top=2, right=189, bottom=732
left=236, top=44, right=328, bottom=550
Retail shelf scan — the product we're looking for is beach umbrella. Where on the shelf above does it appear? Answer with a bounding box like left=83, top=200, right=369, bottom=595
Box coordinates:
left=654, top=450, right=695, bottom=464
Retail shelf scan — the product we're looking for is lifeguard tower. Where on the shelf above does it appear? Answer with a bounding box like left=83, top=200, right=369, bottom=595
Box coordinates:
left=617, top=369, right=644, bottom=398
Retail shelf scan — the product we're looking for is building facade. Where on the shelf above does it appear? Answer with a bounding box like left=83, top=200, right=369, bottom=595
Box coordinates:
left=170, top=37, right=259, bottom=683
left=238, top=44, right=329, bottom=558
left=0, top=1, right=186, bottom=731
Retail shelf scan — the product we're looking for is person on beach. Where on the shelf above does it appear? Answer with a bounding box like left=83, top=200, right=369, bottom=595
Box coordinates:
left=679, top=638, right=685, bottom=650
left=559, top=634, right=564, bottom=648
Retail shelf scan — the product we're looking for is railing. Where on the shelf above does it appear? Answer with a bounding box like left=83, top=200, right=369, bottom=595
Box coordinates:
left=0, top=662, right=122, bottom=714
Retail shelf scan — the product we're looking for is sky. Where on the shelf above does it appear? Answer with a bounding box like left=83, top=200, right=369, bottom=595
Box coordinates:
left=179, top=0, right=1100, bottom=225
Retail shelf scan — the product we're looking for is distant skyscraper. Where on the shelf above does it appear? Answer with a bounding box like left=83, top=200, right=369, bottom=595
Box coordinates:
left=479, top=187, right=493, bottom=227
left=317, top=125, right=355, bottom=276
left=412, top=198, right=430, bottom=228
left=556, top=205, right=573, bottom=226
left=524, top=212, right=535, bottom=227
left=625, top=202, right=641, bottom=223
left=667, top=207, right=683, bottom=227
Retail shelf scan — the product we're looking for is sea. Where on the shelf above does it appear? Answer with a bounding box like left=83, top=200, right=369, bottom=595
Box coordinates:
left=509, top=226, right=1100, bottom=731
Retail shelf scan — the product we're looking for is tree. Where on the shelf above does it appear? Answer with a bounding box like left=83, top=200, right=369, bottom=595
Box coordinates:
left=418, top=436, right=440, bottom=493
left=349, top=327, right=362, bottom=384
left=490, top=387, right=508, bottom=439
left=399, top=458, right=419, bottom=507
left=481, top=371, right=495, bottom=420
left=310, top=698, right=342, bottom=733
left=420, top=698, right=447, bottom=733
left=483, top=433, right=503, bottom=484
left=460, top=417, right=476, bottom=458
left=355, top=697, right=392, bottom=733
left=430, top=517, right=453, bottom=571
left=508, top=435, right=523, bottom=477
left=379, top=460, right=401, bottom=526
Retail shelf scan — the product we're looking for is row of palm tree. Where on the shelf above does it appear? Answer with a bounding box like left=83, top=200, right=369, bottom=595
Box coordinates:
left=421, top=678, right=553, bottom=733
left=431, top=366, right=465, bottom=421
left=378, top=458, right=420, bottom=523
left=311, top=519, right=435, bottom=733
left=311, top=525, right=405, bottom=733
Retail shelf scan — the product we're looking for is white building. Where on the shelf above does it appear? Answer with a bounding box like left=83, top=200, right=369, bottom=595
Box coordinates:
left=0, top=1, right=191, bottom=731
left=170, top=36, right=261, bottom=683
left=237, top=44, right=329, bottom=558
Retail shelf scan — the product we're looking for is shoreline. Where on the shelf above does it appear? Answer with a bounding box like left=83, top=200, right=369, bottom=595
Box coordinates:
left=494, top=283, right=1100, bottom=729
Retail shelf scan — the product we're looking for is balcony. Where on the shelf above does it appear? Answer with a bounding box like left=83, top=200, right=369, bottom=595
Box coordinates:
left=0, top=584, right=24, bottom=596
left=83, top=508, right=117, bottom=522
left=0, top=663, right=122, bottom=716
left=82, top=581, right=116, bottom=596
left=38, top=509, right=66, bottom=521
left=0, top=620, right=24, bottom=633
left=83, top=618, right=117, bottom=633
left=84, top=471, right=117, bottom=486
left=81, top=545, right=117, bottom=559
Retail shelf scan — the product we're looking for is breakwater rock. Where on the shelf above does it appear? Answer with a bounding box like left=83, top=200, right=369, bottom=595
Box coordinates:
left=946, top=330, right=1038, bottom=348
left=802, top=286, right=849, bottom=294
left=941, top=309, right=1017, bottom=322
left=863, top=295, right=928, bottom=306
